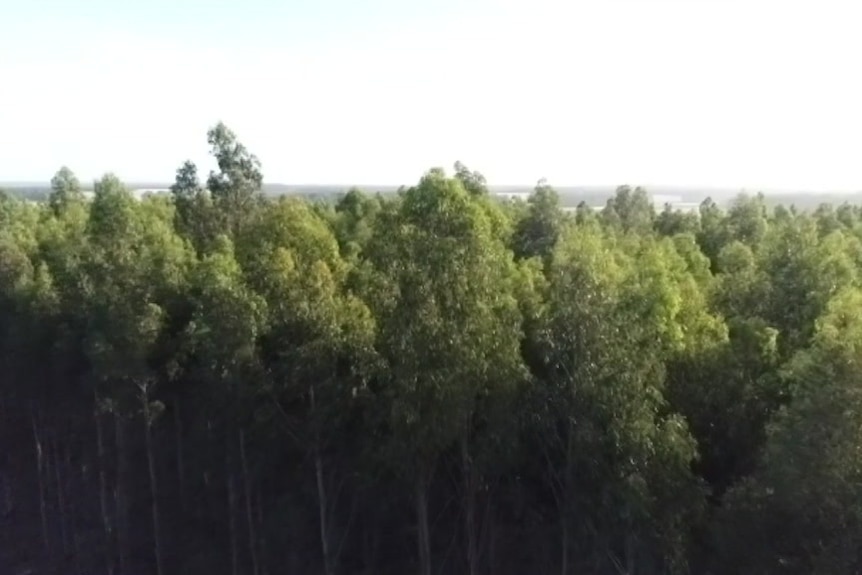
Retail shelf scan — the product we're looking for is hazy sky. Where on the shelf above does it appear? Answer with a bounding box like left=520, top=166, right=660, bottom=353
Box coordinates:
left=2, top=0, right=861, bottom=189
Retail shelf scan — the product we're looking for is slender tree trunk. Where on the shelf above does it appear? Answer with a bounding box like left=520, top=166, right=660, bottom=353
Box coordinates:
left=461, top=436, right=478, bottom=575
left=114, top=412, right=129, bottom=575
left=227, top=438, right=239, bottom=575
left=2, top=466, right=11, bottom=514
left=52, top=435, right=70, bottom=555
left=174, top=398, right=186, bottom=514
left=488, top=505, right=496, bottom=575
left=415, top=469, right=432, bottom=575
left=142, top=387, right=164, bottom=575
left=67, top=443, right=82, bottom=575
left=311, top=387, right=335, bottom=575
left=202, top=418, right=213, bottom=524
left=315, top=447, right=334, bottom=575
left=1, top=468, right=11, bottom=547
left=256, top=488, right=269, bottom=575
left=358, top=501, right=378, bottom=573
left=560, top=426, right=575, bottom=575
left=625, top=533, right=635, bottom=575
left=240, top=428, right=259, bottom=575
left=95, top=404, right=114, bottom=575
left=561, top=516, right=569, bottom=575
left=480, top=482, right=497, bottom=575
left=32, top=409, right=50, bottom=554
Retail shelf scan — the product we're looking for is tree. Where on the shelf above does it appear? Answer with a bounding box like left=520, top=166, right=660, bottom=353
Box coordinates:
left=363, top=169, right=526, bottom=575
left=724, top=193, right=769, bottom=248
left=757, top=216, right=856, bottom=356
left=83, top=175, right=190, bottom=575
left=453, top=161, right=488, bottom=197
left=183, top=235, right=266, bottom=575
left=332, top=188, right=381, bottom=260
left=603, top=185, right=655, bottom=234
left=206, top=122, right=264, bottom=237
left=512, top=179, right=564, bottom=263
left=49, top=166, right=84, bottom=216
left=171, top=160, right=219, bottom=254
left=526, top=225, right=704, bottom=574
left=655, top=204, right=700, bottom=237
left=696, top=197, right=728, bottom=267
left=238, top=198, right=378, bottom=575
left=718, top=288, right=862, bottom=573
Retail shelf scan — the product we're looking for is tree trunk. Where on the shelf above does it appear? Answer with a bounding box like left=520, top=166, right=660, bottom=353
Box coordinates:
left=461, top=436, right=478, bottom=575
left=202, top=418, right=214, bottom=524
left=561, top=517, right=569, bottom=575
left=256, top=488, right=269, bottom=575
left=480, top=483, right=497, bottom=575
left=560, top=425, right=575, bottom=575
left=31, top=410, right=50, bottom=554
left=240, top=428, right=260, bottom=575
left=95, top=405, right=114, bottom=575
left=625, top=533, right=636, bottom=575
left=142, top=388, right=164, bottom=575
left=227, top=439, right=239, bottom=575
left=114, top=412, right=129, bottom=575
left=2, top=466, right=11, bottom=514
left=1, top=467, right=11, bottom=550
left=174, top=398, right=186, bottom=514
left=364, top=515, right=380, bottom=574
left=488, top=506, right=496, bottom=575
left=315, top=447, right=334, bottom=575
left=67, top=442, right=82, bottom=575
left=415, top=469, right=432, bottom=575
left=52, top=435, right=70, bottom=555
left=311, top=387, right=335, bottom=575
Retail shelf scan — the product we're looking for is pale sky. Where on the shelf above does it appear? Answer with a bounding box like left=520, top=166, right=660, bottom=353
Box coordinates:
left=2, top=0, right=861, bottom=190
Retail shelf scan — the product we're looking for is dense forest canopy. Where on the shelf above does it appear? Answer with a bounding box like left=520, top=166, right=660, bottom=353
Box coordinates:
left=3, top=123, right=862, bottom=575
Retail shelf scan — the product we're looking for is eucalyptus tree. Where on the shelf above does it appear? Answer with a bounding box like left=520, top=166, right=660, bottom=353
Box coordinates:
left=602, top=185, right=655, bottom=234
left=363, top=168, right=526, bottom=575
left=49, top=166, right=84, bottom=217
left=183, top=234, right=266, bottom=575
left=527, top=226, right=705, bottom=574
left=719, top=288, right=862, bottom=574
left=206, top=122, right=264, bottom=237
left=654, top=205, right=700, bottom=237
left=82, top=174, right=191, bottom=575
left=724, top=193, right=769, bottom=248
left=171, top=159, right=220, bottom=254
left=512, top=178, right=564, bottom=263
left=757, top=215, right=859, bottom=357
left=332, top=188, right=381, bottom=261
left=238, top=197, right=377, bottom=575
left=453, top=161, right=488, bottom=197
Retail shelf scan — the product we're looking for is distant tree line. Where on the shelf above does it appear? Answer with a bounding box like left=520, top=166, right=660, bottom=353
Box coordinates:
left=4, top=123, right=862, bottom=574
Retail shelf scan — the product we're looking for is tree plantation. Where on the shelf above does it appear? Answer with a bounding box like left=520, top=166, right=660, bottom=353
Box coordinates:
left=5, top=124, right=862, bottom=574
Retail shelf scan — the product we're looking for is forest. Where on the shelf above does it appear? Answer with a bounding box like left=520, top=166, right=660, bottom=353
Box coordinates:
left=3, top=123, right=862, bottom=575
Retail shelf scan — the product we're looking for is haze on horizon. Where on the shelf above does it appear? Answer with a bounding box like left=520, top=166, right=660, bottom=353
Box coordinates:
left=2, top=0, right=861, bottom=192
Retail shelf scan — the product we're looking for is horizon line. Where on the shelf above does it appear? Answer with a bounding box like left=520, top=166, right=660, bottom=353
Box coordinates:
left=3, top=181, right=862, bottom=195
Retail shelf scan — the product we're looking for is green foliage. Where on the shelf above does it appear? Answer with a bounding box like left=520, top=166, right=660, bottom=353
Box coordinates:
left=206, top=122, right=264, bottom=236
left=603, top=185, right=655, bottom=234
left=5, top=125, right=862, bottom=575
left=512, top=178, right=564, bottom=262
left=363, top=169, right=525, bottom=470
left=49, top=166, right=83, bottom=216
left=718, top=289, right=862, bottom=573
left=529, top=225, right=704, bottom=571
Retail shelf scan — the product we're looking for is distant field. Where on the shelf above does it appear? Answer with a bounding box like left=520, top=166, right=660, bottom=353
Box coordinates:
left=3, top=182, right=862, bottom=211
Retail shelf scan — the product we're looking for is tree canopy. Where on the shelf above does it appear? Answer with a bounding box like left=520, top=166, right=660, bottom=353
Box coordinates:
left=2, top=124, right=862, bottom=575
